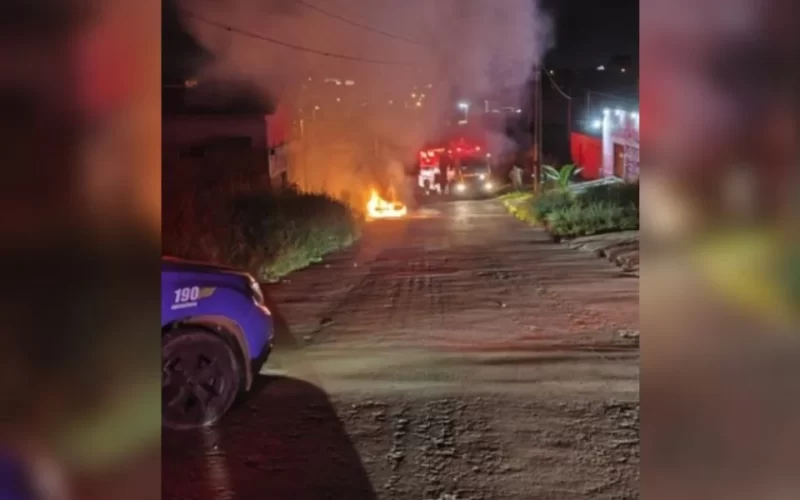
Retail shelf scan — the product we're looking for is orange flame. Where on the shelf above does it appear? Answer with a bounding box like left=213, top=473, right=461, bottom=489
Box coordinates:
left=366, top=189, right=407, bottom=219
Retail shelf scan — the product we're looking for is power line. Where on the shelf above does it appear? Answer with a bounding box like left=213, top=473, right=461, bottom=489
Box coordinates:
left=542, top=66, right=638, bottom=103
left=542, top=66, right=572, bottom=100
left=181, top=9, right=423, bottom=67
left=290, top=0, right=428, bottom=47
left=586, top=89, right=637, bottom=104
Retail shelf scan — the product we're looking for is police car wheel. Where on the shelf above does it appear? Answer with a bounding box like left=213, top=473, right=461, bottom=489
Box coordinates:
left=162, top=327, right=242, bottom=430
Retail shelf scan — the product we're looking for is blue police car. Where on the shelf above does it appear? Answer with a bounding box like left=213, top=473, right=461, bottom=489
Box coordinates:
left=161, top=257, right=274, bottom=429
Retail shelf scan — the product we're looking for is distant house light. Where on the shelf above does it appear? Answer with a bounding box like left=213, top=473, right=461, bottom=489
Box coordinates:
left=621, top=68, right=626, bottom=73
left=597, top=65, right=605, bottom=71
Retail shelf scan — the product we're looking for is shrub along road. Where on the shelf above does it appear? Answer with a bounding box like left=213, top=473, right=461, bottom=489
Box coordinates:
left=162, top=199, right=640, bottom=500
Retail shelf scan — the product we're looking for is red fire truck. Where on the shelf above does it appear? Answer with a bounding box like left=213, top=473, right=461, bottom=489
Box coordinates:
left=417, top=145, right=446, bottom=194
left=416, top=135, right=494, bottom=196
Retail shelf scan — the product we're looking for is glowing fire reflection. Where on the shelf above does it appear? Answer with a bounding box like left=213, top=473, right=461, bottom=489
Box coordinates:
left=366, top=189, right=407, bottom=219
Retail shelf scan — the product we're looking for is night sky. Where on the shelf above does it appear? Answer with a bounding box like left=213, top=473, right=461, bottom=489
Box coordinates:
left=163, top=0, right=639, bottom=83
left=542, top=0, right=638, bottom=68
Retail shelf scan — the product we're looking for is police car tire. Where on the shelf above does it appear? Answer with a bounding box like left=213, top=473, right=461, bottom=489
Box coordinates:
left=162, top=327, right=242, bottom=430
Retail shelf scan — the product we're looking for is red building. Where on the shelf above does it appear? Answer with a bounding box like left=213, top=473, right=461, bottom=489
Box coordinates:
left=570, top=108, right=640, bottom=182
left=569, top=132, right=603, bottom=179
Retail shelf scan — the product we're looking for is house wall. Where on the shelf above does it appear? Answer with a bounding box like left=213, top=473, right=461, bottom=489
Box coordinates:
left=601, top=110, right=639, bottom=180
left=162, top=115, right=268, bottom=150
left=569, top=132, right=602, bottom=179
left=265, top=104, right=292, bottom=184
left=602, top=112, right=615, bottom=177
left=162, top=111, right=295, bottom=189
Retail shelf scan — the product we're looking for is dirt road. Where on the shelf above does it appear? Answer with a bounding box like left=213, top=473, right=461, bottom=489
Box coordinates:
left=163, top=199, right=639, bottom=500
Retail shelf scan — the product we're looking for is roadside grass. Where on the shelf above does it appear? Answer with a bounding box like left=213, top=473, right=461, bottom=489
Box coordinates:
left=499, top=191, right=532, bottom=201
left=502, top=182, right=639, bottom=238
left=501, top=192, right=538, bottom=224
left=163, top=163, right=360, bottom=281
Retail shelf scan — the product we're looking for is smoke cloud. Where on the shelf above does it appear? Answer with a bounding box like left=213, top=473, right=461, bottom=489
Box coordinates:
left=176, top=0, right=553, bottom=206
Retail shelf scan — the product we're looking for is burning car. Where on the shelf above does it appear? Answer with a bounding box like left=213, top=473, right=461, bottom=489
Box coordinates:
left=366, top=189, right=407, bottom=219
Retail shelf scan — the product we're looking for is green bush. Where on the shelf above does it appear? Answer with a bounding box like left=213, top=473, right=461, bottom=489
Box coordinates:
left=576, top=182, right=639, bottom=209
left=163, top=176, right=360, bottom=281
left=500, top=179, right=640, bottom=237
left=546, top=201, right=639, bottom=238
left=543, top=163, right=583, bottom=191
left=532, top=190, right=575, bottom=219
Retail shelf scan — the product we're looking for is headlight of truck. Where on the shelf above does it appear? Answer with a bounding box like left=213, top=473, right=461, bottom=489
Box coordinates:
left=456, top=183, right=466, bottom=192
left=248, top=276, right=265, bottom=305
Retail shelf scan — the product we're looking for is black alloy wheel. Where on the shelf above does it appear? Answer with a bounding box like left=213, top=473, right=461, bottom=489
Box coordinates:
left=162, top=327, right=242, bottom=430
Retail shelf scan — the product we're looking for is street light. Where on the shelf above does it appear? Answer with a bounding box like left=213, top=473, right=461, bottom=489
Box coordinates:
left=458, top=101, right=469, bottom=121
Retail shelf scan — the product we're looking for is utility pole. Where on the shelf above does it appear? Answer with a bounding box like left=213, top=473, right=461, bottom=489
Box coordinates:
left=586, top=91, right=591, bottom=120
left=567, top=85, right=573, bottom=140
left=537, top=67, right=543, bottom=192
left=532, top=66, right=543, bottom=193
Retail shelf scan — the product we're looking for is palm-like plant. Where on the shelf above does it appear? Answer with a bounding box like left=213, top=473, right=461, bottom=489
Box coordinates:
left=544, top=163, right=583, bottom=190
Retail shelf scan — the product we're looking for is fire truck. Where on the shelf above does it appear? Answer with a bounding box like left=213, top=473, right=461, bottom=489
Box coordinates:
left=416, top=136, right=495, bottom=197
left=417, top=144, right=446, bottom=194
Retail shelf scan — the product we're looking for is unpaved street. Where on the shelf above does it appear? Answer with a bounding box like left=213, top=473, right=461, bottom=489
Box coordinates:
left=163, top=199, right=639, bottom=500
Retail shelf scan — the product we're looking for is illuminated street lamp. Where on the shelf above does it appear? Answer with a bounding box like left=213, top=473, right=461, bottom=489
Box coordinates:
left=458, top=102, right=469, bottom=121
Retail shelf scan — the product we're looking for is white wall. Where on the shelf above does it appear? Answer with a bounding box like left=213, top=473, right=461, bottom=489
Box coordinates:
left=601, top=111, right=614, bottom=177
left=601, top=111, right=640, bottom=180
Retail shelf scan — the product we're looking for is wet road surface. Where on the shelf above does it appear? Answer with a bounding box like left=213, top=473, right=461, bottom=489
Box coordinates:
left=163, top=199, right=639, bottom=500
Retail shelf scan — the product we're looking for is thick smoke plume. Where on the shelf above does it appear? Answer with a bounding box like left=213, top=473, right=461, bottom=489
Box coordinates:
left=178, top=0, right=552, bottom=206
